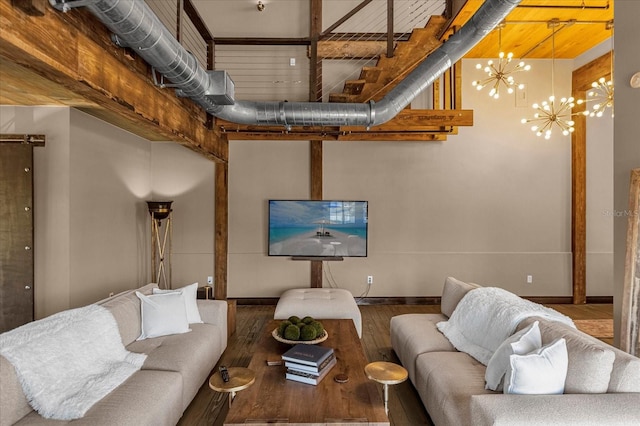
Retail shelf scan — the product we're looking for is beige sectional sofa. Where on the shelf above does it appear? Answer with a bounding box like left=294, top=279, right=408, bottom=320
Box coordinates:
left=0, top=284, right=227, bottom=426
left=390, top=277, right=640, bottom=426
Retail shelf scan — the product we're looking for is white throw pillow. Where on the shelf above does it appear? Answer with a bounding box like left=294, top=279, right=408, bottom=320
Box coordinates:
left=153, top=282, right=203, bottom=324
left=504, top=337, right=568, bottom=395
left=136, top=291, right=191, bottom=340
left=485, top=321, right=541, bottom=391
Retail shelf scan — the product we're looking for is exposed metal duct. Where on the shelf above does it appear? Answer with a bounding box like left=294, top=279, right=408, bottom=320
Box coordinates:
left=50, top=0, right=521, bottom=128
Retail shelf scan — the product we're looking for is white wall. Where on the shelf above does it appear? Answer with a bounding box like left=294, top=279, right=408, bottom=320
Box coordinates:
left=227, top=54, right=614, bottom=299
left=1, top=106, right=215, bottom=318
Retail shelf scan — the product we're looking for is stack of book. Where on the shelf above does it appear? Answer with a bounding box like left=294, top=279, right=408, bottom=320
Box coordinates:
left=282, top=344, right=336, bottom=385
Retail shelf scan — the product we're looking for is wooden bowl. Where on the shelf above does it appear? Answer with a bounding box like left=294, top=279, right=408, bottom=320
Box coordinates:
left=272, top=328, right=328, bottom=345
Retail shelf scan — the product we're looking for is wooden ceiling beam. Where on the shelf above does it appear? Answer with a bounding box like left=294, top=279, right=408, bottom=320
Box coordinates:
left=317, top=40, right=387, bottom=60
left=217, top=109, right=472, bottom=137
left=223, top=131, right=448, bottom=142
left=0, top=0, right=227, bottom=163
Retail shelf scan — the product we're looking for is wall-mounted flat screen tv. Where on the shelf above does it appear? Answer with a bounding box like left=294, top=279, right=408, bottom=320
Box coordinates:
left=268, top=200, right=368, bottom=258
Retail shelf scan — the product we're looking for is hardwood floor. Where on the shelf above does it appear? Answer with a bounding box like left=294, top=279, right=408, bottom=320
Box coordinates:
left=178, top=303, right=613, bottom=426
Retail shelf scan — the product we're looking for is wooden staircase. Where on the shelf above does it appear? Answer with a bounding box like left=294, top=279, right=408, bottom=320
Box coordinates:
left=329, top=15, right=448, bottom=104
left=218, top=15, right=474, bottom=142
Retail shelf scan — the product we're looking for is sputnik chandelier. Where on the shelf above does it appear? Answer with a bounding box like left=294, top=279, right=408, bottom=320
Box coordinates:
left=521, top=22, right=575, bottom=139
left=578, top=77, right=613, bottom=117
left=471, top=24, right=531, bottom=99
left=576, top=22, right=614, bottom=118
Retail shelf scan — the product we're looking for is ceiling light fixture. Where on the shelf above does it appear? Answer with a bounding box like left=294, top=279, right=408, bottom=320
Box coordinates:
left=576, top=22, right=614, bottom=118
left=257, top=1, right=265, bottom=12
left=521, top=21, right=575, bottom=139
left=471, top=23, right=531, bottom=99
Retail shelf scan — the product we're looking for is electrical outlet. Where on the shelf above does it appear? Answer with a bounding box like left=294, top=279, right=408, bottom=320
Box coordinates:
left=207, top=276, right=214, bottom=285
left=367, top=275, right=374, bottom=285
left=109, top=292, right=114, bottom=297
left=526, top=275, right=533, bottom=284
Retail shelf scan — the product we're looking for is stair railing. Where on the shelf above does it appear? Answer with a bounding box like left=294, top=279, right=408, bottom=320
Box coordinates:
left=316, top=0, right=445, bottom=101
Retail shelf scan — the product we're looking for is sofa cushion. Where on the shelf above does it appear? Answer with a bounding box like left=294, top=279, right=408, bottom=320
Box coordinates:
left=126, top=323, right=223, bottom=410
left=470, top=393, right=640, bottom=426
left=518, top=317, right=618, bottom=393
left=0, top=355, right=32, bottom=426
left=504, top=338, right=568, bottom=395
left=153, top=282, right=203, bottom=324
left=608, top=349, right=640, bottom=393
left=14, top=370, right=184, bottom=426
left=485, top=321, right=541, bottom=391
left=440, top=277, right=480, bottom=317
left=136, top=291, right=191, bottom=340
left=390, top=313, right=454, bottom=383
left=98, top=283, right=156, bottom=346
left=414, top=351, right=495, bottom=426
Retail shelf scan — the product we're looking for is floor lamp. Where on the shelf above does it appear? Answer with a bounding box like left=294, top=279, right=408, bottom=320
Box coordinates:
left=147, top=201, right=173, bottom=289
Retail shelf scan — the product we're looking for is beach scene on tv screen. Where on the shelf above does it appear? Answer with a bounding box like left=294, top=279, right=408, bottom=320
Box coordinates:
left=269, top=200, right=368, bottom=257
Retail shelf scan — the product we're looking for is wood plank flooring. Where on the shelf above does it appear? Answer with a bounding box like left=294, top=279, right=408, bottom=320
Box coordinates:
left=178, top=303, right=613, bottom=426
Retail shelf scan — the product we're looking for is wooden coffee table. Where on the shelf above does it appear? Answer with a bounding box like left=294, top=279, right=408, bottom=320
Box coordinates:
left=224, top=319, right=389, bottom=426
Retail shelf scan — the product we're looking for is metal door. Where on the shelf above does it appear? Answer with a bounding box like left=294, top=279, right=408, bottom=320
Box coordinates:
left=0, top=140, right=35, bottom=332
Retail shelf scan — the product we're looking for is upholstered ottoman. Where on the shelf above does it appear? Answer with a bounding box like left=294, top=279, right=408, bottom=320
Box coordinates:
left=274, top=288, right=362, bottom=337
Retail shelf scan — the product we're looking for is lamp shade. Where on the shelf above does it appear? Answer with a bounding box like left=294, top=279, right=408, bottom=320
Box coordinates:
left=147, top=201, right=173, bottom=220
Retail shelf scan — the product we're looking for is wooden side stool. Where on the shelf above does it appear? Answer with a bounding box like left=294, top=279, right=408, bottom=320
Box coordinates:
left=365, top=361, right=408, bottom=416
left=209, top=367, right=255, bottom=406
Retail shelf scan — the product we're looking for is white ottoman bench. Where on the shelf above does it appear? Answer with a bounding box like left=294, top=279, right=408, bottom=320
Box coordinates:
left=274, top=288, right=362, bottom=338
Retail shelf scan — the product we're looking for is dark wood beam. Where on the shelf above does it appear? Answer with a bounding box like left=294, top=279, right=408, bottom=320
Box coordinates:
left=214, top=163, right=229, bottom=301
left=213, top=37, right=309, bottom=45
left=386, top=0, right=394, bottom=58
left=317, top=40, right=387, bottom=59
left=320, top=0, right=374, bottom=37
left=310, top=140, right=323, bottom=288
left=11, top=0, right=45, bottom=16
left=217, top=109, right=473, bottom=139
left=0, top=0, right=227, bottom=163
left=310, top=0, right=323, bottom=288
left=570, top=51, right=612, bottom=304
left=223, top=132, right=448, bottom=142
left=310, top=141, right=323, bottom=202
left=184, top=0, right=213, bottom=42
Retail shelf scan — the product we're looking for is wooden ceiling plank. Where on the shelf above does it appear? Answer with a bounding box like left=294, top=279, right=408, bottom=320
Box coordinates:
left=445, top=0, right=613, bottom=59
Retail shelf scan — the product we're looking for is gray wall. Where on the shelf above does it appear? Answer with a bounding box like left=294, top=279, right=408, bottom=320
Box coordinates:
left=0, top=106, right=215, bottom=319
left=227, top=55, right=614, bottom=299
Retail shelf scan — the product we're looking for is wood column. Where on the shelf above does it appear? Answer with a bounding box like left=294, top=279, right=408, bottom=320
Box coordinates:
left=214, top=163, right=228, bottom=300
left=571, top=51, right=612, bottom=304
left=214, top=162, right=235, bottom=334
left=309, top=0, right=323, bottom=288
left=310, top=141, right=323, bottom=288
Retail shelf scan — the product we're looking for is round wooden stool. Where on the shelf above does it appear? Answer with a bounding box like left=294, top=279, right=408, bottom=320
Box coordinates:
left=209, top=367, right=255, bottom=406
left=365, top=361, right=408, bottom=416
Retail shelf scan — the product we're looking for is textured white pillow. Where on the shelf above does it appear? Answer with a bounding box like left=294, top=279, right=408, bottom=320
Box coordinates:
left=504, top=337, right=568, bottom=395
left=485, top=321, right=541, bottom=391
left=153, top=282, right=203, bottom=324
left=136, top=291, right=190, bottom=340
